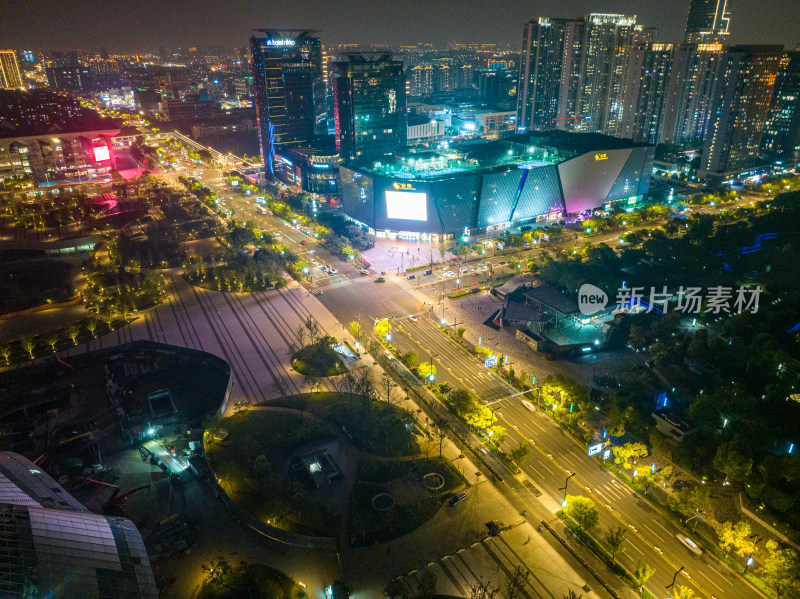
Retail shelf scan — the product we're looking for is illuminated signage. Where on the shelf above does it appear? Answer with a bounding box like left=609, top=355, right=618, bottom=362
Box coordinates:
left=588, top=443, right=603, bottom=456
left=93, top=145, right=110, bottom=162
left=312, top=163, right=330, bottom=169
left=392, top=181, right=416, bottom=191
left=594, top=153, right=608, bottom=161
left=265, top=39, right=295, bottom=47
left=386, top=191, right=427, bottom=221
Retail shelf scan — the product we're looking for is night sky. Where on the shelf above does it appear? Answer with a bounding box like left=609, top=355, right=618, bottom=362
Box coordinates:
left=2, top=0, right=798, bottom=52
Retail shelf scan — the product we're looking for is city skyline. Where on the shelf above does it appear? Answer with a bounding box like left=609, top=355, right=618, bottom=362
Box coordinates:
left=1, top=0, right=798, bottom=52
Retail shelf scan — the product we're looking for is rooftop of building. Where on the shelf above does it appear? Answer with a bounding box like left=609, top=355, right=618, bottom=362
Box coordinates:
left=346, top=130, right=648, bottom=180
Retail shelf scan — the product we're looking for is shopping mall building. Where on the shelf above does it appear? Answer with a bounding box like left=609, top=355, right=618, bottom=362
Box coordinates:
left=339, top=131, right=654, bottom=241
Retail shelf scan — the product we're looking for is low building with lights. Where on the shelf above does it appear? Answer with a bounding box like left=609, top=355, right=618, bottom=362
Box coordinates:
left=338, top=130, right=654, bottom=241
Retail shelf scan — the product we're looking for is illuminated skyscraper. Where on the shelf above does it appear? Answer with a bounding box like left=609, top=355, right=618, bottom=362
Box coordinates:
left=701, top=45, right=783, bottom=176
left=620, top=44, right=674, bottom=144
left=684, top=0, right=731, bottom=43
left=515, top=14, right=650, bottom=135
left=517, top=17, right=583, bottom=131
left=661, top=42, right=725, bottom=144
left=332, top=53, right=406, bottom=160
left=250, top=29, right=326, bottom=178
left=760, top=51, right=800, bottom=163
left=0, top=50, right=23, bottom=89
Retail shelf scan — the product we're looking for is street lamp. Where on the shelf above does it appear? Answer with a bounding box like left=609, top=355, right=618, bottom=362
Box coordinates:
left=744, top=535, right=761, bottom=574
left=666, top=566, right=685, bottom=598
left=559, top=472, right=576, bottom=507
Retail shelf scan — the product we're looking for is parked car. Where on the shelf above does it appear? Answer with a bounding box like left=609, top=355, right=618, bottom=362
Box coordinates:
left=375, top=277, right=386, bottom=283
left=449, top=492, right=467, bottom=507
left=423, top=269, right=433, bottom=275
left=407, top=274, right=416, bottom=280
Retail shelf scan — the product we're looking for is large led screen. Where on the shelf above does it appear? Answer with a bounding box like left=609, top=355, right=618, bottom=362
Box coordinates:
left=385, top=191, right=428, bottom=221
left=93, top=145, right=110, bottom=162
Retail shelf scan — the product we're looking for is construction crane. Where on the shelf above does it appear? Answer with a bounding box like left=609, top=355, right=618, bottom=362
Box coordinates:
left=85, top=479, right=150, bottom=516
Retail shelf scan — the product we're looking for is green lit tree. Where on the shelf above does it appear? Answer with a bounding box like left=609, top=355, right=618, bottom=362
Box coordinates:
left=565, top=495, right=599, bottom=532
left=606, top=526, right=627, bottom=565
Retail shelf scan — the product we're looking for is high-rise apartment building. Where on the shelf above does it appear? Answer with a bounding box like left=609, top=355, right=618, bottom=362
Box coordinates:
left=701, top=45, right=783, bottom=176
left=517, top=17, right=581, bottom=131
left=0, top=49, right=23, bottom=89
left=620, top=44, right=674, bottom=144
left=45, top=65, right=94, bottom=92
left=684, top=0, right=731, bottom=43
left=332, top=53, right=406, bottom=160
left=250, top=29, right=326, bottom=178
left=761, top=51, right=800, bottom=162
left=661, top=42, right=725, bottom=144
left=516, top=14, right=652, bottom=136
left=409, top=63, right=434, bottom=96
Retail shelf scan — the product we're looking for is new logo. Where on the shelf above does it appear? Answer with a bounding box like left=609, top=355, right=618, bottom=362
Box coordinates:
left=578, top=284, right=608, bottom=316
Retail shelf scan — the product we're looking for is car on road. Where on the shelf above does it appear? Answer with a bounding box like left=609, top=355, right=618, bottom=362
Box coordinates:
left=521, top=399, right=536, bottom=412
left=300, top=240, right=308, bottom=245
left=360, top=269, right=369, bottom=275
left=375, top=277, right=386, bottom=283
left=406, top=274, right=416, bottom=280
left=423, top=269, right=433, bottom=275
left=676, top=534, right=703, bottom=555
left=448, top=492, right=467, bottom=507
left=273, top=231, right=282, bottom=238
left=328, top=268, right=338, bottom=275
left=408, top=315, right=417, bottom=321
left=443, top=271, right=455, bottom=278
left=498, top=261, right=507, bottom=265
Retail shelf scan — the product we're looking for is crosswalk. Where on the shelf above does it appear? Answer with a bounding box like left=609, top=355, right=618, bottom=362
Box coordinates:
left=312, top=273, right=374, bottom=292
left=394, top=529, right=563, bottom=599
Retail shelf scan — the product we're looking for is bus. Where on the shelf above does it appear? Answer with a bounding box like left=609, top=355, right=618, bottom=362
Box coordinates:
left=255, top=205, right=268, bottom=215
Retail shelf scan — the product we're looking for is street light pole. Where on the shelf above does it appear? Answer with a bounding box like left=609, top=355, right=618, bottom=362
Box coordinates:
left=666, top=566, right=685, bottom=597
left=744, top=535, right=761, bottom=574
left=559, top=472, right=576, bottom=507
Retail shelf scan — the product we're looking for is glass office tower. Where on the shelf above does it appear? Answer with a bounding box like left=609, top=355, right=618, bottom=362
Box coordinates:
left=332, top=53, right=406, bottom=161
left=250, top=29, right=326, bottom=178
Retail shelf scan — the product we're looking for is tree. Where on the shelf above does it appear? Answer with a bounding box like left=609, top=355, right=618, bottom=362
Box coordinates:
left=668, top=486, right=710, bottom=520
left=565, top=495, right=599, bottom=532
left=468, top=578, right=499, bottom=599
left=431, top=417, right=449, bottom=458
left=384, top=579, right=409, bottom=599
left=717, top=520, right=758, bottom=558
left=349, top=320, right=362, bottom=340
left=418, top=361, right=437, bottom=381
left=380, top=370, right=397, bottom=404
left=20, top=336, right=35, bottom=359
left=457, top=326, right=466, bottom=338
left=562, top=592, right=583, bottom=599
left=86, top=317, right=98, bottom=338
left=46, top=332, right=60, bottom=353
left=634, top=562, right=655, bottom=592
left=660, top=465, right=674, bottom=488
left=502, top=566, right=529, bottom=599
left=465, top=404, right=496, bottom=430
left=636, top=470, right=656, bottom=493
left=448, top=388, right=475, bottom=416
left=416, top=570, right=437, bottom=599
left=374, top=318, right=392, bottom=338
left=509, top=441, right=531, bottom=466
left=605, top=526, right=627, bottom=565
left=761, top=540, right=800, bottom=598
left=200, top=557, right=235, bottom=591
left=401, top=350, right=418, bottom=369
left=612, top=442, right=648, bottom=469
left=672, top=585, right=697, bottom=599
left=0, top=342, right=10, bottom=365
left=714, top=441, right=753, bottom=482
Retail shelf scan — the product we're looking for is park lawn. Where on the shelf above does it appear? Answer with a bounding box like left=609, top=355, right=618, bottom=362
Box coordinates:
left=132, top=361, right=229, bottom=422
left=291, top=342, right=348, bottom=377
left=198, top=563, right=305, bottom=599
left=348, top=456, right=466, bottom=547
left=265, top=392, right=420, bottom=457
left=205, top=410, right=339, bottom=536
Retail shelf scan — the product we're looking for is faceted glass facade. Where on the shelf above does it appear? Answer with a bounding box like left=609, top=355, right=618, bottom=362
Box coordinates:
left=0, top=453, right=157, bottom=599
left=340, top=135, right=652, bottom=234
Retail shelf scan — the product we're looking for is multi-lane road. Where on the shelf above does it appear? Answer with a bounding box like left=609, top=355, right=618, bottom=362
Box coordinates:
left=155, top=152, right=766, bottom=599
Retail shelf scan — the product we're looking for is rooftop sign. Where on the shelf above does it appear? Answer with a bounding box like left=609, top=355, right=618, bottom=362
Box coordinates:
left=265, top=39, right=295, bottom=47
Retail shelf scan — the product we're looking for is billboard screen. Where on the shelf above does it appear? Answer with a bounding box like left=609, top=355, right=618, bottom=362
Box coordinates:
left=385, top=190, right=428, bottom=221
left=93, top=145, right=110, bottom=162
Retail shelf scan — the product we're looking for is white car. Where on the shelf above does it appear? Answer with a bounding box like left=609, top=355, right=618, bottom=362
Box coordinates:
left=676, top=534, right=703, bottom=556
left=521, top=400, right=536, bottom=412
left=328, top=268, right=338, bottom=275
